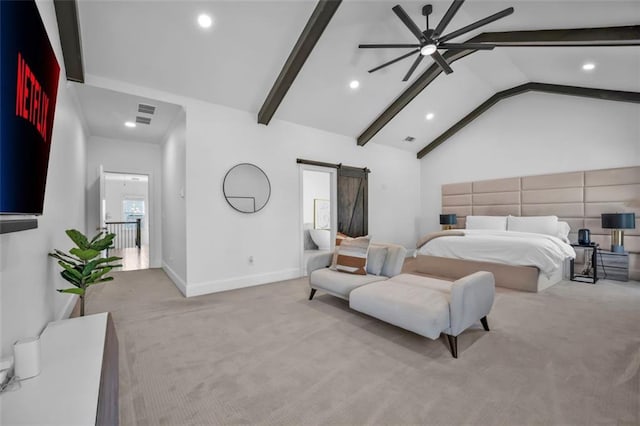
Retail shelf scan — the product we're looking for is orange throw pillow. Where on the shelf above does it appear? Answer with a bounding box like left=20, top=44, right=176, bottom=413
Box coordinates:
left=335, top=237, right=370, bottom=275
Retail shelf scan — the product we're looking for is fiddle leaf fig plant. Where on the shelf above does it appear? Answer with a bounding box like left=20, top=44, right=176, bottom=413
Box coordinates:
left=49, top=229, right=122, bottom=316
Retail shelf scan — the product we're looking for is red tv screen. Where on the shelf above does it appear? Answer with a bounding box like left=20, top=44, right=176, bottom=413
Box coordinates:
left=1, top=0, right=60, bottom=215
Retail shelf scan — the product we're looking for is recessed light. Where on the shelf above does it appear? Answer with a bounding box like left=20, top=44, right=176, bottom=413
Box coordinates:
left=198, top=14, right=212, bottom=29
left=582, top=62, right=596, bottom=71
left=349, top=80, right=360, bottom=89
left=425, top=113, right=435, bottom=120
left=124, top=121, right=136, bottom=128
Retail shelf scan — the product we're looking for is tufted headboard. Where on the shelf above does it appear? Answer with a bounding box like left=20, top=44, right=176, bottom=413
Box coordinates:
left=441, top=166, right=640, bottom=280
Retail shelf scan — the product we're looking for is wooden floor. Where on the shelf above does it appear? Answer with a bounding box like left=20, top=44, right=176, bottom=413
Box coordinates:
left=110, top=245, right=149, bottom=271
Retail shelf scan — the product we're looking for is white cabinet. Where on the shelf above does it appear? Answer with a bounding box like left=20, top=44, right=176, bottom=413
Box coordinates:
left=1, top=312, right=118, bottom=425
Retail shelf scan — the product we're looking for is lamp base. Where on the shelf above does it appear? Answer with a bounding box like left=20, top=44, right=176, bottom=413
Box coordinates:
left=611, top=230, right=625, bottom=253
left=442, top=225, right=454, bottom=230
left=611, top=244, right=625, bottom=253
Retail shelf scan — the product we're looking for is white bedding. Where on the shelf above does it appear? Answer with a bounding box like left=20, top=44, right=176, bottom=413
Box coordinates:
left=417, top=230, right=576, bottom=276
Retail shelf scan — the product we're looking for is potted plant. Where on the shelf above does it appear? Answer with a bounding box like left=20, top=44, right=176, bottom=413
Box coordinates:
left=49, top=229, right=122, bottom=316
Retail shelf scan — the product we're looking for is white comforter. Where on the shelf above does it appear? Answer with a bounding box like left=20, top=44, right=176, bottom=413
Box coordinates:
left=417, top=230, right=576, bottom=276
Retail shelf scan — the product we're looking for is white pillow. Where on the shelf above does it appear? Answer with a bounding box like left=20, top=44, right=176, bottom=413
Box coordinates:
left=507, top=215, right=558, bottom=236
left=466, top=216, right=507, bottom=231
left=556, top=221, right=571, bottom=243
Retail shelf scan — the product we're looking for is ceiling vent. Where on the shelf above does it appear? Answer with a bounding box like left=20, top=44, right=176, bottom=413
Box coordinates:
left=404, top=136, right=415, bottom=142
left=135, top=116, right=152, bottom=125
left=137, top=103, right=156, bottom=115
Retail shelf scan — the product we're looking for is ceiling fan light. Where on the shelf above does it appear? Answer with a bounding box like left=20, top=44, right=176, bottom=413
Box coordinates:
left=197, top=14, right=212, bottom=29
left=420, top=44, right=437, bottom=56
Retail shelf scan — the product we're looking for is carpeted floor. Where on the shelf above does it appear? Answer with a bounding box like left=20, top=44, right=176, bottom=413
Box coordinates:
left=87, top=269, right=640, bottom=425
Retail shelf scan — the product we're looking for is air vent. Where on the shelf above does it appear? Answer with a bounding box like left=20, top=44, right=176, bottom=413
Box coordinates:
left=135, top=116, right=151, bottom=125
left=137, top=103, right=156, bottom=115
left=404, top=136, right=415, bottom=142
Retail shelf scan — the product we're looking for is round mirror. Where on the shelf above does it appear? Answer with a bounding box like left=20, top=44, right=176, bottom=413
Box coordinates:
left=223, top=163, right=271, bottom=213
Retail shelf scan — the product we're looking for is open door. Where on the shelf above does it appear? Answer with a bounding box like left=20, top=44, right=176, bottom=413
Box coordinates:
left=337, top=166, right=368, bottom=237
left=299, top=165, right=337, bottom=276
left=102, top=172, right=150, bottom=271
left=98, top=165, right=106, bottom=232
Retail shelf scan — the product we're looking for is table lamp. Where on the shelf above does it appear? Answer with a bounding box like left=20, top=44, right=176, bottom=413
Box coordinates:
left=601, top=213, right=635, bottom=253
left=440, top=214, right=457, bottom=230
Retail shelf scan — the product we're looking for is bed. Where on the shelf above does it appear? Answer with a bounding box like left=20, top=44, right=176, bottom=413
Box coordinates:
left=411, top=216, right=576, bottom=292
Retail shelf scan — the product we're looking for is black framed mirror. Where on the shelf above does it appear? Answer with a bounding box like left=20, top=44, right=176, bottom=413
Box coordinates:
left=223, top=163, right=271, bottom=213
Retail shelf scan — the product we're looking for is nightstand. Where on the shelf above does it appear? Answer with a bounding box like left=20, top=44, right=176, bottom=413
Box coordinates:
left=596, top=251, right=629, bottom=282
left=570, top=243, right=598, bottom=284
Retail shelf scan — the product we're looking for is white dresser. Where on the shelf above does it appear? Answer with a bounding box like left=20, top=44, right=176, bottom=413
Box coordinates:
left=1, top=312, right=118, bottom=425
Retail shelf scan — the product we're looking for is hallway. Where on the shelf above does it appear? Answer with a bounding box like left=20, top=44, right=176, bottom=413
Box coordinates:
left=110, top=245, right=149, bottom=271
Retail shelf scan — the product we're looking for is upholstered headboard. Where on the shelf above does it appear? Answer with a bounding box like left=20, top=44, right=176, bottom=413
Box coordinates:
left=441, top=166, right=640, bottom=279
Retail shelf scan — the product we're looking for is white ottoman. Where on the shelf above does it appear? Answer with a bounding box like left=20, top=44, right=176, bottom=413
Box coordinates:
left=349, top=272, right=495, bottom=358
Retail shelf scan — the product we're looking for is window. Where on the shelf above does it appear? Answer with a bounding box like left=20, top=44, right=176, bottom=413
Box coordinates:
left=123, top=198, right=145, bottom=227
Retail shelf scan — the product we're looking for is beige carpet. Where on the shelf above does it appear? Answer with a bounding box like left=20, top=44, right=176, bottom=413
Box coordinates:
left=86, top=269, right=640, bottom=425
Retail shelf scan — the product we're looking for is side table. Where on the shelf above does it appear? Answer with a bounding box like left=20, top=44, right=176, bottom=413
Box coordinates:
left=596, top=251, right=629, bottom=281
left=570, top=243, right=599, bottom=284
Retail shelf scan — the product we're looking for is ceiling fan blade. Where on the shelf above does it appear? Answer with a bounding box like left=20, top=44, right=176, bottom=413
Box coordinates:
left=392, top=5, right=425, bottom=41
left=439, top=7, right=514, bottom=43
left=431, top=51, right=453, bottom=74
left=434, top=0, right=465, bottom=37
left=359, top=43, right=421, bottom=49
left=439, top=43, right=495, bottom=50
left=368, top=49, right=420, bottom=73
left=402, top=54, right=424, bottom=81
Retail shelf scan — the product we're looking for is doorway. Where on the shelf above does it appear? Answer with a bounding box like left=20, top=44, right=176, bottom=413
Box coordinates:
left=299, top=166, right=337, bottom=276
left=104, top=172, right=150, bottom=271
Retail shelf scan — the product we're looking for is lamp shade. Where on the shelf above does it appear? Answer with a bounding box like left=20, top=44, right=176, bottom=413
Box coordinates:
left=440, top=214, right=457, bottom=225
left=601, top=213, right=636, bottom=229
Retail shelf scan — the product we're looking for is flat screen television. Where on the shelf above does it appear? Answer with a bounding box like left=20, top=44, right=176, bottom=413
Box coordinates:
left=1, top=0, right=60, bottom=215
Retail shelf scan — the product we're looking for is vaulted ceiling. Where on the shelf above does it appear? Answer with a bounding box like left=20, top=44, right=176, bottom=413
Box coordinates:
left=76, top=0, right=640, bottom=155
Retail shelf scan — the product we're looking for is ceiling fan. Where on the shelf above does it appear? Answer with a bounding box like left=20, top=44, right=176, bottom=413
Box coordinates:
left=359, top=1, right=514, bottom=81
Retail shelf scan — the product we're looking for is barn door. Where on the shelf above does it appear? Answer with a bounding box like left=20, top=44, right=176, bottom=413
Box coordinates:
left=337, top=166, right=368, bottom=237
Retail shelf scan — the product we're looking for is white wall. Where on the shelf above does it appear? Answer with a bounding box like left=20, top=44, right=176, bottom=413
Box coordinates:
left=419, top=92, right=640, bottom=235
left=0, top=1, right=88, bottom=356
left=185, top=101, right=420, bottom=296
left=303, top=170, right=331, bottom=225
left=161, top=110, right=187, bottom=290
left=86, top=136, right=162, bottom=267
left=84, top=76, right=421, bottom=297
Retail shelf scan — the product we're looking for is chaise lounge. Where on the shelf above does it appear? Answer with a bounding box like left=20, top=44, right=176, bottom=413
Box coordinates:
left=307, top=242, right=495, bottom=358
left=350, top=272, right=495, bottom=358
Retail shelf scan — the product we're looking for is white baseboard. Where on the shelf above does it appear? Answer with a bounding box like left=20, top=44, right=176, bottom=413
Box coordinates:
left=162, top=262, right=187, bottom=296
left=57, top=294, right=78, bottom=321
left=186, top=268, right=301, bottom=298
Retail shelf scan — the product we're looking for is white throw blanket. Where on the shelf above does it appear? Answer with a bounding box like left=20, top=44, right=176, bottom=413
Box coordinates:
left=417, top=229, right=576, bottom=277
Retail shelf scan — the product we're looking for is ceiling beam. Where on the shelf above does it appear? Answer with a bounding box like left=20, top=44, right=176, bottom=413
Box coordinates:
left=416, top=82, right=640, bottom=159
left=257, top=0, right=342, bottom=125
left=357, top=25, right=640, bottom=147
left=472, top=25, right=640, bottom=46
left=54, top=0, right=84, bottom=83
